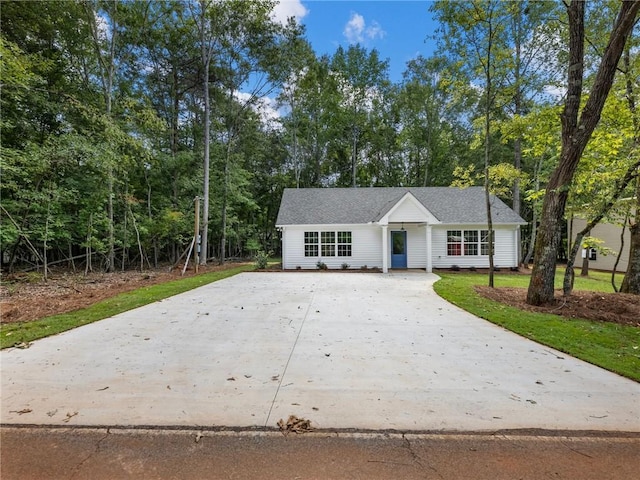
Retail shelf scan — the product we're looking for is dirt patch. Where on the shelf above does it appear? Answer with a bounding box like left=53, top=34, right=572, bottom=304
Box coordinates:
left=0, top=262, right=250, bottom=324
left=476, top=286, right=640, bottom=327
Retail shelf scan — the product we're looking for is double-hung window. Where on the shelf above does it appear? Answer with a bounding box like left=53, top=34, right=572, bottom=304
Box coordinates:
left=304, top=232, right=318, bottom=257
left=447, top=230, right=462, bottom=256
left=321, top=231, right=335, bottom=256
left=480, top=230, right=490, bottom=255
left=337, top=231, right=352, bottom=256
left=464, top=230, right=478, bottom=255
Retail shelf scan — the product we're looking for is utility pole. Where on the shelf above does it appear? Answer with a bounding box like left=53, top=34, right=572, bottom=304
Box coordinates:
left=194, top=196, right=200, bottom=273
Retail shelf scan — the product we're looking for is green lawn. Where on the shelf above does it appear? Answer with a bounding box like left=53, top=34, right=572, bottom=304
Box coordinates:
left=433, top=270, right=640, bottom=382
left=1, top=264, right=254, bottom=349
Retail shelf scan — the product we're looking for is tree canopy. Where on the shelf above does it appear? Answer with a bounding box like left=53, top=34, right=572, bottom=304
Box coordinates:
left=1, top=0, right=638, bottom=295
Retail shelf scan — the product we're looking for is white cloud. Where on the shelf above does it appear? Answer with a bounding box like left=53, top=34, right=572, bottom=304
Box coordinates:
left=234, top=91, right=282, bottom=130
left=366, top=21, right=385, bottom=41
left=344, top=13, right=366, bottom=43
left=271, top=0, right=308, bottom=25
left=343, top=12, right=386, bottom=44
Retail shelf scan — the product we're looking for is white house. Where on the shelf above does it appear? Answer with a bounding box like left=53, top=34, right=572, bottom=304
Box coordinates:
left=275, top=187, right=526, bottom=272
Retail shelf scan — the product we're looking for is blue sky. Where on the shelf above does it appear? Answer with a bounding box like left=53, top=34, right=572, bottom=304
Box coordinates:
left=273, top=1, right=440, bottom=83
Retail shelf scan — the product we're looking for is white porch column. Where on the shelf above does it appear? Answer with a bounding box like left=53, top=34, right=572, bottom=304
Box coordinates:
left=426, top=224, right=433, bottom=273
left=381, top=225, right=388, bottom=273
left=280, top=227, right=286, bottom=270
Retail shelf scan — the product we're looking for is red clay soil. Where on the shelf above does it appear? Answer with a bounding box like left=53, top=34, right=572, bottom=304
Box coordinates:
left=0, top=262, right=250, bottom=324
left=475, top=286, right=640, bottom=327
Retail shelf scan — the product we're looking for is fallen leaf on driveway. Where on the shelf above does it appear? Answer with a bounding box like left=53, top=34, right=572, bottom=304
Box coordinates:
left=10, top=409, right=32, bottom=415
left=277, top=415, right=314, bottom=435
left=63, top=412, right=78, bottom=423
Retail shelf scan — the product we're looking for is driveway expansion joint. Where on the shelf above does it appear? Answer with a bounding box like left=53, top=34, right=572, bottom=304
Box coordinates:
left=264, top=287, right=316, bottom=429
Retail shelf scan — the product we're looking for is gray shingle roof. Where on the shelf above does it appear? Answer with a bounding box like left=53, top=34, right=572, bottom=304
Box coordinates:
left=275, top=187, right=526, bottom=226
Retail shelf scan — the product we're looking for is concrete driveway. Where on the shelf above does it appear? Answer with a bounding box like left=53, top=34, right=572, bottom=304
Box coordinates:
left=2, top=272, right=639, bottom=431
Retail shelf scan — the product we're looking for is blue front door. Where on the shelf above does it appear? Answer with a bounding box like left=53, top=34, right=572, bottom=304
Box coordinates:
left=391, top=230, right=407, bottom=268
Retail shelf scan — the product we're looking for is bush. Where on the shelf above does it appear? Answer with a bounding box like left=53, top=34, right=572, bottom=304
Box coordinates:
left=316, top=260, right=328, bottom=270
left=254, top=250, right=269, bottom=269
left=341, top=263, right=350, bottom=270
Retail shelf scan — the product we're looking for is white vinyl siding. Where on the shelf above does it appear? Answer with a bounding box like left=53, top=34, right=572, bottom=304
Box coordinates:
left=281, top=223, right=521, bottom=270
left=431, top=226, right=518, bottom=268
left=282, top=225, right=382, bottom=270
left=405, top=225, right=426, bottom=268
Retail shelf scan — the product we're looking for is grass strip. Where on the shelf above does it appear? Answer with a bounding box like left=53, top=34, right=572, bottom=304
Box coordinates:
left=1, top=264, right=254, bottom=349
left=433, top=273, right=640, bottom=382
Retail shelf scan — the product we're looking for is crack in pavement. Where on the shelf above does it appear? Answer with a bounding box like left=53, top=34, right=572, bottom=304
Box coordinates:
left=69, top=428, right=110, bottom=479
left=403, top=434, right=443, bottom=480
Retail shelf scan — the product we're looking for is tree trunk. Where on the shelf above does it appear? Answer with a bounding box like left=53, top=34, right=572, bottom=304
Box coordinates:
left=85, top=213, right=92, bottom=276
left=562, top=159, right=640, bottom=294
left=85, top=0, right=119, bottom=272
left=527, top=0, right=639, bottom=305
left=620, top=220, right=640, bottom=294
left=352, top=126, right=357, bottom=188
left=580, top=246, right=589, bottom=277
left=523, top=157, right=543, bottom=266
left=219, top=140, right=231, bottom=265
left=422, top=146, right=430, bottom=187
left=611, top=210, right=629, bottom=292
left=484, top=106, right=494, bottom=288
left=621, top=175, right=640, bottom=294
left=512, top=0, right=522, bottom=217
left=484, top=6, right=495, bottom=288
left=199, top=0, right=211, bottom=265
left=620, top=42, right=640, bottom=294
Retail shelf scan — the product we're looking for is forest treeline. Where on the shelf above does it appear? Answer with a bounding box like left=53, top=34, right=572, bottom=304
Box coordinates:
left=1, top=1, right=638, bottom=296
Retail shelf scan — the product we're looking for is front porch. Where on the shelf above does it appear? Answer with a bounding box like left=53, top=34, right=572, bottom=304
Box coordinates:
left=380, top=223, right=433, bottom=273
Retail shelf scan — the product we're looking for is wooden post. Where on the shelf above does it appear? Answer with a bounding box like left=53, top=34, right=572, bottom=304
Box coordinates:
left=194, top=196, right=200, bottom=273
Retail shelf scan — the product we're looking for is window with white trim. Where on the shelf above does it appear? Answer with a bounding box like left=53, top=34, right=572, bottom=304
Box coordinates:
left=304, top=231, right=352, bottom=257
left=447, top=229, right=489, bottom=256
left=447, top=230, right=462, bottom=256
left=464, top=230, right=478, bottom=255
left=321, top=231, right=335, bottom=256
left=337, top=231, right=352, bottom=256
left=304, top=232, right=318, bottom=257
left=480, top=230, right=490, bottom=255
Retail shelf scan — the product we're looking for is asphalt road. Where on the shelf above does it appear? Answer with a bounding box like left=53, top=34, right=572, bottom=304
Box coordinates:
left=2, top=427, right=639, bottom=480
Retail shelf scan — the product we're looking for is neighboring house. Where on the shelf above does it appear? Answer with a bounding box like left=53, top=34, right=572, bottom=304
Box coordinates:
left=571, top=217, right=630, bottom=272
left=275, top=187, right=526, bottom=272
